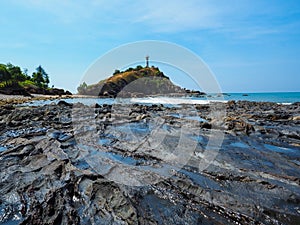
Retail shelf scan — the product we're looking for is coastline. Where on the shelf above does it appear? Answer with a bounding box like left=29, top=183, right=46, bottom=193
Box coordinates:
left=0, top=97, right=299, bottom=224
left=1, top=91, right=299, bottom=107
left=0, top=94, right=74, bottom=106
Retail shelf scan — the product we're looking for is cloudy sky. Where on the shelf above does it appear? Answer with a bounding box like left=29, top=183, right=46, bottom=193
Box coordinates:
left=1, top=0, right=300, bottom=92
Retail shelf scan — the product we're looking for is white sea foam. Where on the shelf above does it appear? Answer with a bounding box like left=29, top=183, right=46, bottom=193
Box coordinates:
left=278, top=103, right=292, bottom=105
left=130, top=97, right=227, bottom=105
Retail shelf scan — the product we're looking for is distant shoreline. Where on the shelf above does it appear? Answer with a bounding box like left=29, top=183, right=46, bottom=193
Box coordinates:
left=0, top=91, right=299, bottom=106
left=0, top=94, right=73, bottom=106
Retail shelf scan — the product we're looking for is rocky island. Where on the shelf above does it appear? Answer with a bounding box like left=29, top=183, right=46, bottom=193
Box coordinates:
left=77, top=66, right=204, bottom=98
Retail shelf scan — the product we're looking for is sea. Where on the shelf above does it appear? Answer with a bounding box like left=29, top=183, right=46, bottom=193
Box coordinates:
left=218, top=92, right=300, bottom=104
left=23, top=92, right=300, bottom=107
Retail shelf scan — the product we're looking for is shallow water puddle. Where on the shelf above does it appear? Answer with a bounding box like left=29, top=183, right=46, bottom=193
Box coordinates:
left=168, top=113, right=207, bottom=122
left=78, top=144, right=171, bottom=178
left=190, top=135, right=204, bottom=142
left=179, top=169, right=221, bottom=190
left=0, top=146, right=7, bottom=152
left=77, top=142, right=222, bottom=190
left=4, top=127, right=47, bottom=138
left=264, top=144, right=298, bottom=154
left=107, top=152, right=139, bottom=165
left=230, top=142, right=249, bottom=148
left=77, top=144, right=141, bottom=166
left=113, top=122, right=151, bottom=139
left=95, top=151, right=139, bottom=166
left=73, top=159, right=90, bottom=170
left=99, top=138, right=112, bottom=146
left=184, top=116, right=207, bottom=122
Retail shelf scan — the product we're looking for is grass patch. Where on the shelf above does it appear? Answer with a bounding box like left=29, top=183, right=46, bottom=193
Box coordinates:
left=19, top=80, right=37, bottom=87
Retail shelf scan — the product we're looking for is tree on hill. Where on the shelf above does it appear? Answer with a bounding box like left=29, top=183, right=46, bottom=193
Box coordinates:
left=77, top=82, right=88, bottom=94
left=23, top=68, right=31, bottom=80
left=0, top=63, right=55, bottom=93
left=32, top=72, right=44, bottom=87
left=136, top=65, right=143, bottom=70
left=36, top=65, right=49, bottom=84
left=6, top=63, right=27, bottom=82
left=113, top=69, right=120, bottom=75
left=0, top=64, right=11, bottom=84
left=32, top=65, right=50, bottom=88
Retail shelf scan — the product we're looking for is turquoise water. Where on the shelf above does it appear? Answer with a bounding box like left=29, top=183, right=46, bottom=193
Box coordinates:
left=21, top=92, right=300, bottom=106
left=215, top=92, right=300, bottom=103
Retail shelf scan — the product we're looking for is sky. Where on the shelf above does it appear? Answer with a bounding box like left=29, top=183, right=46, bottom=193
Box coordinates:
left=0, top=0, right=300, bottom=93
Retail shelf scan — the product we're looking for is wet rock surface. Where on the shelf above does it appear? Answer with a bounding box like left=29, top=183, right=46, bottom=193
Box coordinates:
left=0, top=100, right=299, bottom=224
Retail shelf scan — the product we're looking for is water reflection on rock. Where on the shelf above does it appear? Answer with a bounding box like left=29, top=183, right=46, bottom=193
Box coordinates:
left=0, top=100, right=299, bottom=224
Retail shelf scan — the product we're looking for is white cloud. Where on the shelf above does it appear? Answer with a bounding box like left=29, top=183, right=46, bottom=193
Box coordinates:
left=11, top=0, right=226, bottom=28
left=134, top=0, right=223, bottom=32
left=10, top=0, right=300, bottom=39
left=133, top=0, right=300, bottom=39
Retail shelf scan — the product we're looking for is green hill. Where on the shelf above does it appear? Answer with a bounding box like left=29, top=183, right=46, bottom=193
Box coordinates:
left=77, top=66, right=202, bottom=97
left=0, top=63, right=72, bottom=96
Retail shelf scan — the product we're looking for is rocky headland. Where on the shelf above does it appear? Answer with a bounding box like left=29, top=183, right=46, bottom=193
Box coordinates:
left=0, top=99, right=299, bottom=224
left=0, top=63, right=72, bottom=97
left=77, top=66, right=205, bottom=98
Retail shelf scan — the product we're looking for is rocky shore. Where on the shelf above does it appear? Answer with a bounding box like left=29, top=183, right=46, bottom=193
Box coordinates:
left=0, top=94, right=73, bottom=106
left=0, top=100, right=299, bottom=224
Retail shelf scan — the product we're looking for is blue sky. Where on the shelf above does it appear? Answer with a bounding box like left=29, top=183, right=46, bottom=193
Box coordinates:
left=0, top=0, right=300, bottom=93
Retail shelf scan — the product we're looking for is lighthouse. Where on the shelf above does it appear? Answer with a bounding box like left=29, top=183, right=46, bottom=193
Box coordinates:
left=145, top=55, right=149, bottom=68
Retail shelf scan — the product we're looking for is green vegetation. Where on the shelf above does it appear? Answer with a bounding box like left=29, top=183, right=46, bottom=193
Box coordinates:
left=77, top=82, right=88, bottom=94
left=0, top=63, right=50, bottom=89
left=0, top=64, right=11, bottom=85
left=19, top=80, right=38, bottom=87
left=77, top=65, right=183, bottom=97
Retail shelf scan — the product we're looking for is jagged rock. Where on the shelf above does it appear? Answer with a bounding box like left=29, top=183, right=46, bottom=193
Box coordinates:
left=0, top=101, right=299, bottom=224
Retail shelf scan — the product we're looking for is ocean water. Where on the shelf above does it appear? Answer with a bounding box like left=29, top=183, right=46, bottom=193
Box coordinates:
left=129, top=92, right=300, bottom=105
left=22, top=92, right=300, bottom=107
left=220, top=92, right=300, bottom=104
